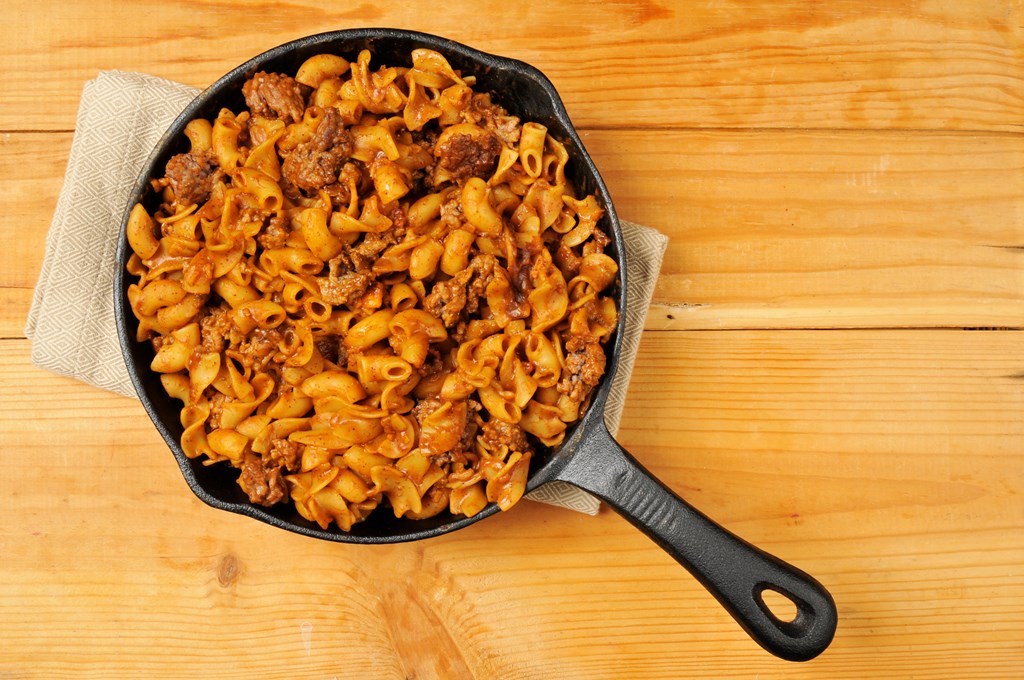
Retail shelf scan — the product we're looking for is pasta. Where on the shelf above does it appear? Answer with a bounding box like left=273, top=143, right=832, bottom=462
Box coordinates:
left=125, top=48, right=619, bottom=531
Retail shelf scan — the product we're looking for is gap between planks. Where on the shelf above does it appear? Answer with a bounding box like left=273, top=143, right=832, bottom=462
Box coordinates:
left=4, top=125, right=1024, bottom=136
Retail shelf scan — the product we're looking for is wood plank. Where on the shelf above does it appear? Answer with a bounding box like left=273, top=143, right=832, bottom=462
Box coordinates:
left=0, top=288, right=33, bottom=339
left=596, top=128, right=1024, bottom=329
left=617, top=328, right=1024, bottom=527
left=4, top=128, right=1021, bottom=334
left=0, top=132, right=68, bottom=291
left=1, top=329, right=1021, bottom=678
left=2, top=1, right=1022, bottom=132
left=6, top=3, right=1021, bottom=678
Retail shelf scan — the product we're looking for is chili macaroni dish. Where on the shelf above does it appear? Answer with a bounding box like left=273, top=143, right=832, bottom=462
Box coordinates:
left=125, top=48, right=619, bottom=530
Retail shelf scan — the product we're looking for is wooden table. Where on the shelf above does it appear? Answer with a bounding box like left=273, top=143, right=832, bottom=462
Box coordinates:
left=2, top=2, right=1022, bottom=677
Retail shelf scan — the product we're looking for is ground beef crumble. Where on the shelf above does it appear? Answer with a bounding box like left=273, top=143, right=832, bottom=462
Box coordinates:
left=267, top=438, right=304, bottom=472
left=411, top=396, right=444, bottom=423
left=435, top=131, right=501, bottom=180
left=165, top=150, right=222, bottom=206
left=423, top=254, right=498, bottom=327
left=242, top=71, right=308, bottom=124
left=319, top=252, right=376, bottom=308
left=239, top=453, right=289, bottom=506
left=557, top=336, right=607, bottom=403
left=256, top=213, right=290, bottom=250
left=463, top=93, right=521, bottom=147
left=281, top=107, right=353, bottom=194
left=481, top=418, right=532, bottom=454
left=235, top=327, right=283, bottom=372
left=198, top=307, right=233, bottom=353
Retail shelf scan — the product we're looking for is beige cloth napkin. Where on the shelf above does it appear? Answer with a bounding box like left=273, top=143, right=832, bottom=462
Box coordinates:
left=25, top=70, right=668, bottom=515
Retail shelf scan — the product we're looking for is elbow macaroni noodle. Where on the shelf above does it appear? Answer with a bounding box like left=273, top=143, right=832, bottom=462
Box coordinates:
left=125, top=48, right=619, bottom=531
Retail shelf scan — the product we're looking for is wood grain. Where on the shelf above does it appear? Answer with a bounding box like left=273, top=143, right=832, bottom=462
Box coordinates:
left=1, top=329, right=1021, bottom=679
left=3, top=1, right=1022, bottom=132
left=0, top=132, right=68, bottom=294
left=3, top=2, right=1023, bottom=677
left=3, top=128, right=1021, bottom=336
left=598, top=129, right=1024, bottom=330
left=0, top=289, right=33, bottom=339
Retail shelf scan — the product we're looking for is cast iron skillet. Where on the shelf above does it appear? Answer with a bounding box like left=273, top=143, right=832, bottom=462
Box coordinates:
left=114, top=28, right=838, bottom=662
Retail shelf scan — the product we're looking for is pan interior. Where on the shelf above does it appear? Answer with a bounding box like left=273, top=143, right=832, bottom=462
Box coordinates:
left=116, top=28, right=626, bottom=543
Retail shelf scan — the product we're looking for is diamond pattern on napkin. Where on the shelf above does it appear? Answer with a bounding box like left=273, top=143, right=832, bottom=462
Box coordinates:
left=26, top=72, right=199, bottom=397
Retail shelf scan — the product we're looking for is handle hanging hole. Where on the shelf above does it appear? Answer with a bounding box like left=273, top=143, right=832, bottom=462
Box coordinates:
left=757, top=585, right=800, bottom=624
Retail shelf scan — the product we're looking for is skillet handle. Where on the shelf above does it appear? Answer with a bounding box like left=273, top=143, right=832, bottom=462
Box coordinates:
left=554, top=423, right=837, bottom=662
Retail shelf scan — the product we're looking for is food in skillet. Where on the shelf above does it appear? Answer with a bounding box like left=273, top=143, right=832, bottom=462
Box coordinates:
left=124, top=48, right=619, bottom=530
